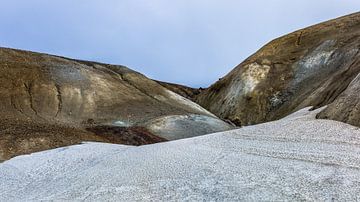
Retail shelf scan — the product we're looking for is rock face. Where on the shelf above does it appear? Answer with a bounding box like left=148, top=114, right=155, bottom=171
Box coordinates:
left=0, top=48, right=231, bottom=160
left=196, top=12, right=360, bottom=126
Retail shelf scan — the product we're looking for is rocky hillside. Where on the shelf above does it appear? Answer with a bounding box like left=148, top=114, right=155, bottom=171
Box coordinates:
left=196, top=12, right=360, bottom=126
left=0, top=48, right=232, bottom=160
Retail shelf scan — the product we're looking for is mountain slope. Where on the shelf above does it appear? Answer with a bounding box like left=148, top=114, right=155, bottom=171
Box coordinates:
left=0, top=48, right=232, bottom=160
left=0, top=48, right=214, bottom=123
left=196, top=12, right=360, bottom=126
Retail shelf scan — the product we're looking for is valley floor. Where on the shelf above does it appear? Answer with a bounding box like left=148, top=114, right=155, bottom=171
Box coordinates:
left=1, top=107, right=360, bottom=201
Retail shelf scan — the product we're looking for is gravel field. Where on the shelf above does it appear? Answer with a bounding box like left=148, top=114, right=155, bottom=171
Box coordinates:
left=1, top=107, right=360, bottom=201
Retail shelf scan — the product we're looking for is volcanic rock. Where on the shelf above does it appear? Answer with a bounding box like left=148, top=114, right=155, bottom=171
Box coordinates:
left=196, top=12, right=360, bottom=126
left=0, top=48, right=231, bottom=160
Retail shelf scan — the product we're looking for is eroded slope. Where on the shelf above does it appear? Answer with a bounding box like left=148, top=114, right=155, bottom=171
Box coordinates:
left=197, top=12, right=360, bottom=126
left=0, top=48, right=231, bottom=160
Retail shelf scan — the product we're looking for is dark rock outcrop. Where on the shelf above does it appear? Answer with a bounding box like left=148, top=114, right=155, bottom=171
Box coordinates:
left=0, top=119, right=166, bottom=160
left=196, top=12, right=360, bottom=126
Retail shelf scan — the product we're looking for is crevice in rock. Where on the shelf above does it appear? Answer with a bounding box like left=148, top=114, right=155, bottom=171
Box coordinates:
left=23, top=82, right=44, bottom=121
left=23, top=82, right=37, bottom=116
left=10, top=96, right=23, bottom=115
left=296, top=31, right=303, bottom=46
left=99, top=65, right=162, bottom=102
left=102, top=66, right=124, bottom=81
left=55, top=84, right=62, bottom=117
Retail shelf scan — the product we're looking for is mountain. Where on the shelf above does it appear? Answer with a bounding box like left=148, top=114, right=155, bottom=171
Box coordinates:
left=0, top=48, right=232, bottom=160
left=2, top=12, right=360, bottom=201
left=196, top=12, right=360, bottom=126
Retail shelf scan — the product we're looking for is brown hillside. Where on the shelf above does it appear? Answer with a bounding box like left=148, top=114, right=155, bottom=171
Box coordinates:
left=196, top=12, right=360, bottom=126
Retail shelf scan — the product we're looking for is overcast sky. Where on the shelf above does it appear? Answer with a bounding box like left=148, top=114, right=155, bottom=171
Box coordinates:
left=1, top=1, right=359, bottom=87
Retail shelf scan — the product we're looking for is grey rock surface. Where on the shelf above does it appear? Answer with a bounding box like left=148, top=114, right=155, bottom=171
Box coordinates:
left=317, top=70, right=360, bottom=126
left=2, top=107, right=360, bottom=201
left=145, top=114, right=234, bottom=140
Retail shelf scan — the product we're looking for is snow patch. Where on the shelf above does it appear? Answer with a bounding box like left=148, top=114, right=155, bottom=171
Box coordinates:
left=3, top=108, right=360, bottom=201
left=113, top=120, right=131, bottom=127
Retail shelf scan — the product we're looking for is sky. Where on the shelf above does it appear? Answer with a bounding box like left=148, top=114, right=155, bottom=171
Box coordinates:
left=0, top=1, right=359, bottom=87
